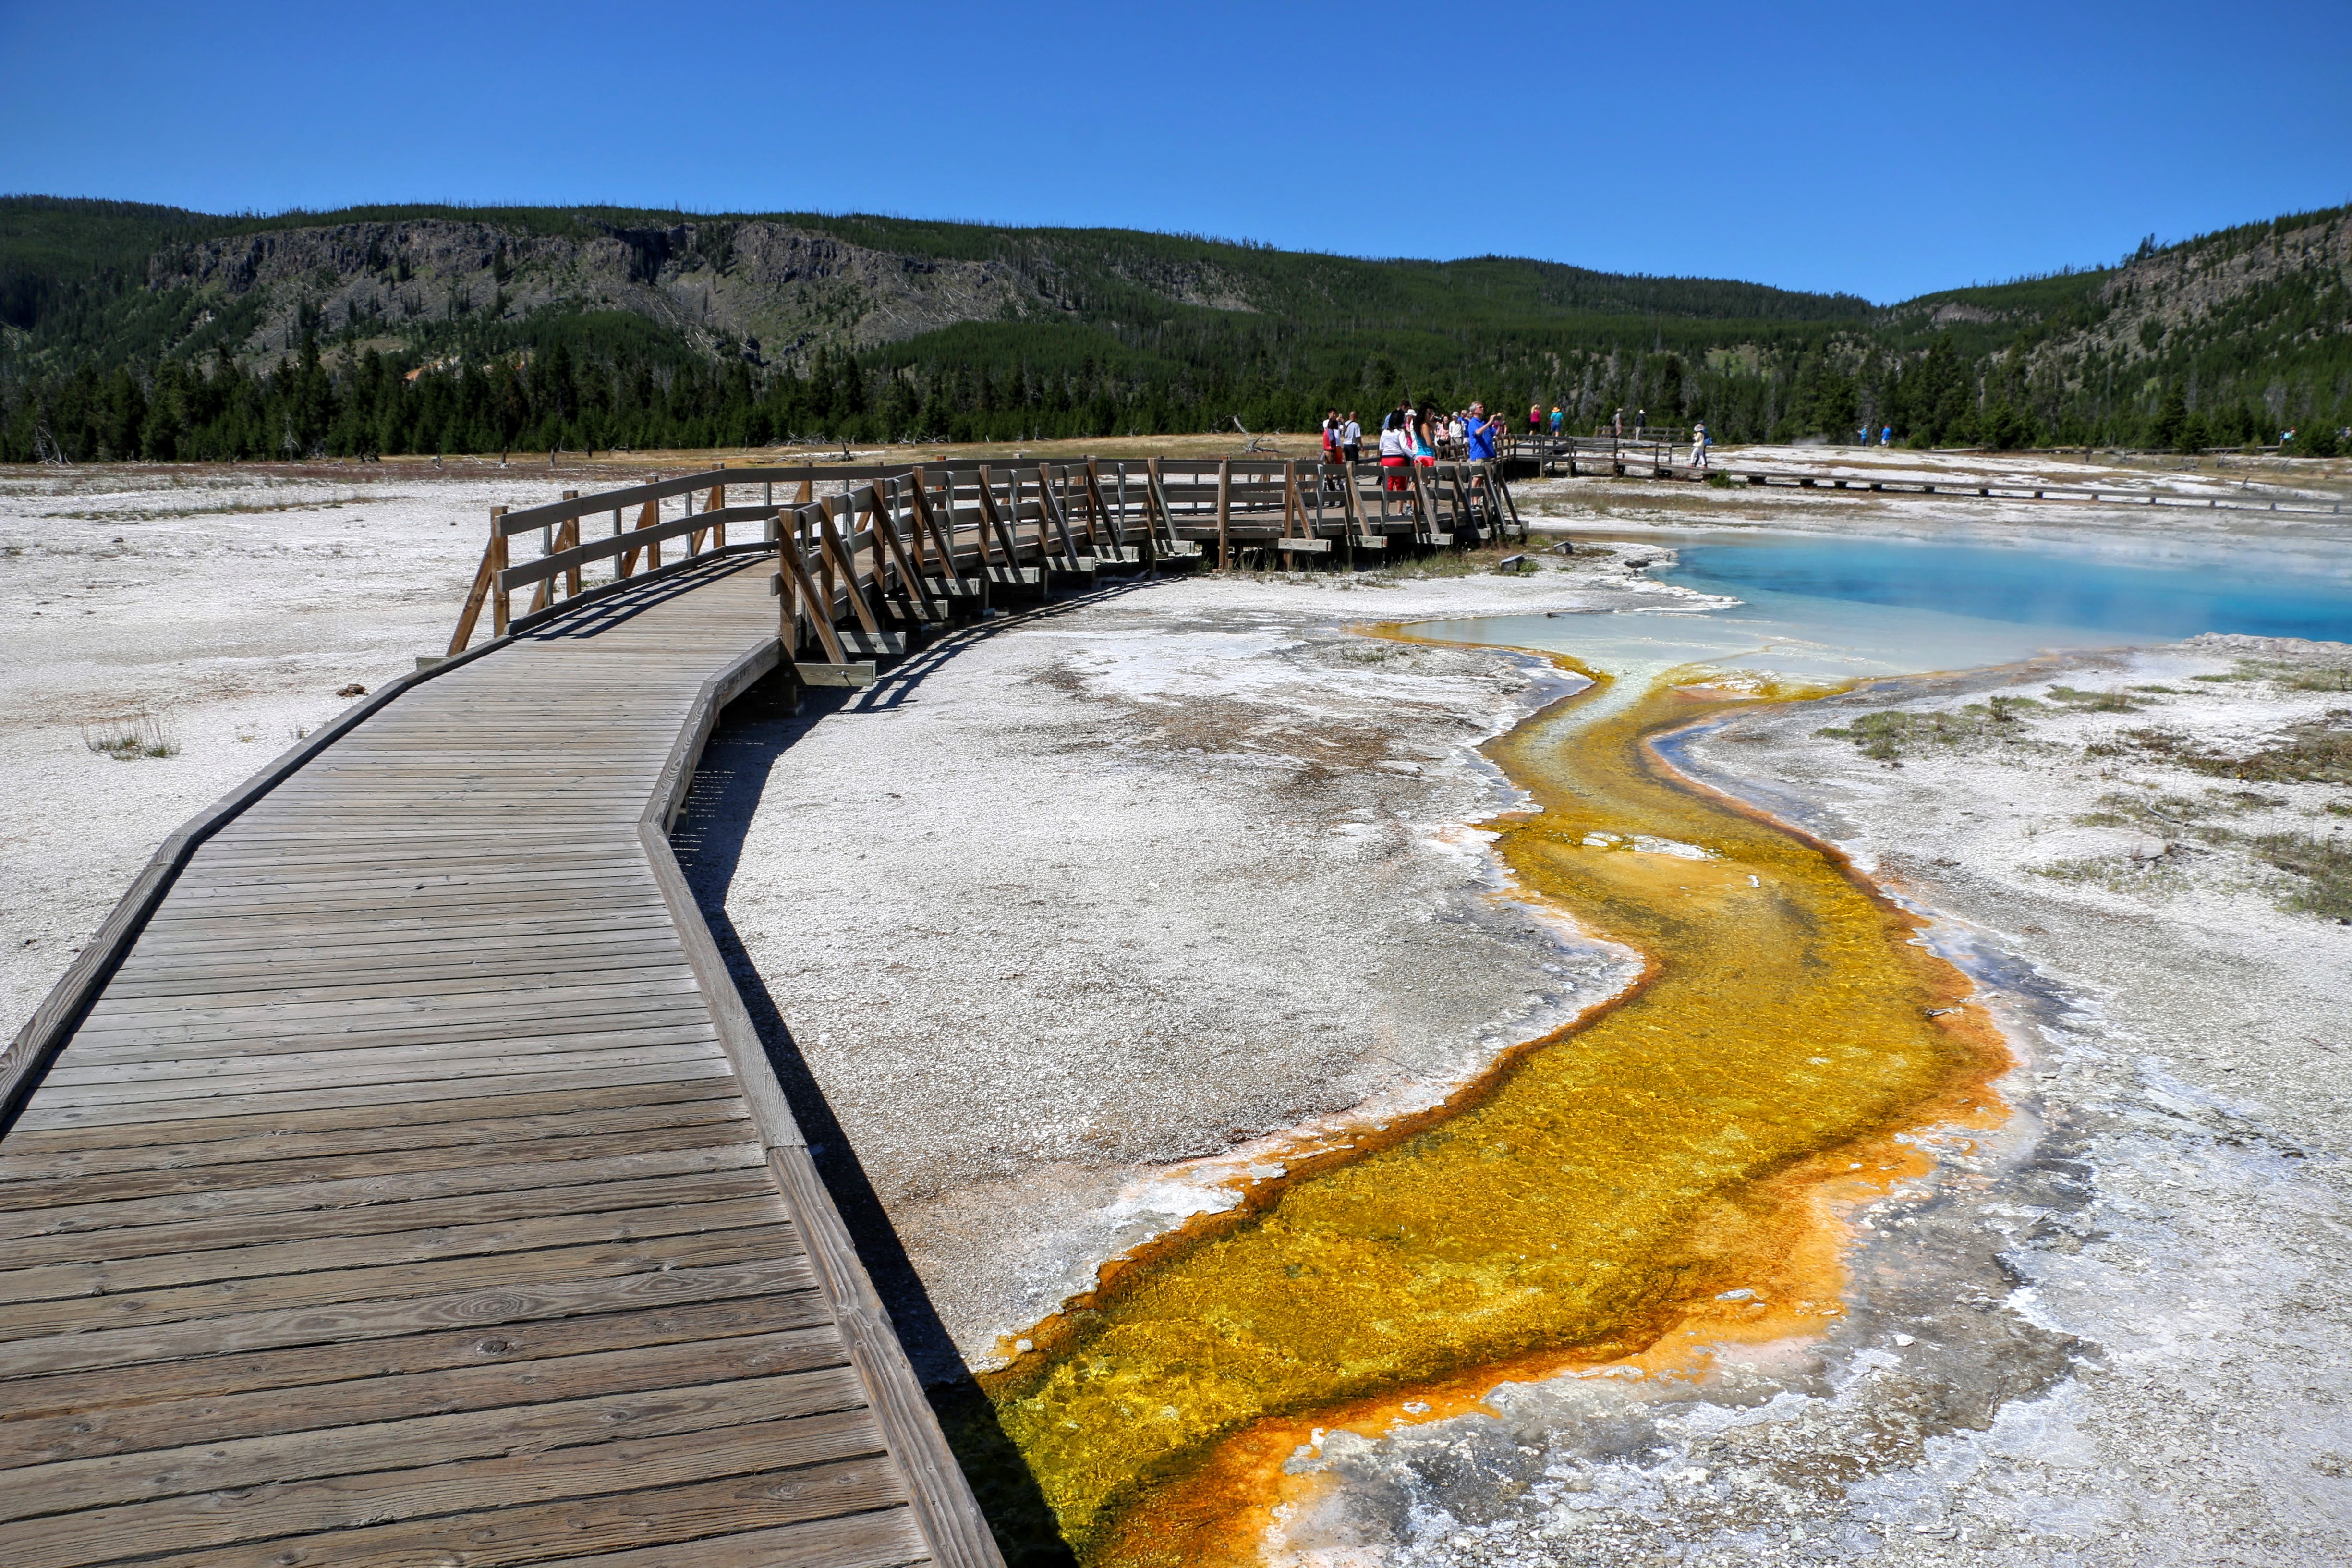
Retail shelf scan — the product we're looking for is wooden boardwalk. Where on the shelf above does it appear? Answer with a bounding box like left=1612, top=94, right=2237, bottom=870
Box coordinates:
left=0, top=556, right=999, bottom=1568
left=1504, top=434, right=2345, bottom=515
left=0, top=453, right=1525, bottom=1565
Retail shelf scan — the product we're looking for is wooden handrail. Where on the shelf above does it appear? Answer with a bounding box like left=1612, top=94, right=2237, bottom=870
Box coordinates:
left=455, top=454, right=1526, bottom=655
left=500, top=504, right=775, bottom=593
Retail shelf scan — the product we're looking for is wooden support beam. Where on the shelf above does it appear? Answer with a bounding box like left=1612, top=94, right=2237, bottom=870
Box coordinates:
left=1084, top=461, right=1125, bottom=551
left=1215, top=459, right=1231, bottom=571
left=619, top=496, right=661, bottom=577
left=702, top=472, right=726, bottom=553
left=868, top=479, right=942, bottom=623
left=488, top=506, right=511, bottom=636
left=776, top=514, right=849, bottom=665
left=1036, top=464, right=1083, bottom=568
left=818, top=501, right=885, bottom=636
left=975, top=468, right=1023, bottom=568
left=558, top=491, right=581, bottom=598
left=446, top=537, right=498, bottom=656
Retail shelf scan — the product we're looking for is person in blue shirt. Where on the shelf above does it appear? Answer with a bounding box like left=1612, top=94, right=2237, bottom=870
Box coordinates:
left=1464, top=403, right=1500, bottom=462
left=1880, top=425, right=1892, bottom=446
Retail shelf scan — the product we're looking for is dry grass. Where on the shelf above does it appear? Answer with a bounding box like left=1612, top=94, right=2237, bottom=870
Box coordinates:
left=82, top=710, right=178, bottom=760
left=2044, top=685, right=2146, bottom=713
left=2030, top=853, right=2190, bottom=897
left=1370, top=543, right=1545, bottom=582
left=2250, top=832, right=2352, bottom=921
left=2085, top=711, right=2352, bottom=783
left=1816, top=695, right=2041, bottom=760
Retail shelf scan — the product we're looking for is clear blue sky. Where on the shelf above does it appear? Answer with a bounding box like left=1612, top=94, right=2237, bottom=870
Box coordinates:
left=3, top=0, right=2346, bottom=304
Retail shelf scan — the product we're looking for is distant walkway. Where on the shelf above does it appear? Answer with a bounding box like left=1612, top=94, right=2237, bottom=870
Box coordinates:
left=1504, top=435, right=2343, bottom=515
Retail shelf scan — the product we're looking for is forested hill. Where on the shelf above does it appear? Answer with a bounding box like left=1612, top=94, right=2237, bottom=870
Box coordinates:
left=3, top=196, right=2348, bottom=460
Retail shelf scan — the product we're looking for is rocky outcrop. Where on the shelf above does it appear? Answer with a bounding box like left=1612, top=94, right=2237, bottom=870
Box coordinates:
left=145, top=218, right=1064, bottom=366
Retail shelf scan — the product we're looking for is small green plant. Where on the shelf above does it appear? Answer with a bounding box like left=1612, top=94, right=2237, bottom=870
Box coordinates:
left=1704, top=470, right=1734, bottom=489
left=2247, top=831, right=2352, bottom=920
left=2046, top=685, right=2143, bottom=712
left=1982, top=694, right=2041, bottom=724
left=82, top=710, right=178, bottom=761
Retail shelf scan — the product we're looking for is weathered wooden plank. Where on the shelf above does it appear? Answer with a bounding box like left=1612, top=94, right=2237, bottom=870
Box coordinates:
left=0, top=1114, right=754, bottom=1213
left=66, top=986, right=715, bottom=1047
left=0, top=1285, right=829, bottom=1426
left=0, top=1079, right=746, bottom=1167
left=0, top=1195, right=789, bottom=1317
left=98, top=938, right=695, bottom=999
left=524, top=1505, right=930, bottom=1568
left=12, top=1057, right=743, bottom=1134
left=0, top=1322, right=846, bottom=1468
left=0, top=1244, right=814, bottom=1380
left=0, top=1159, right=772, bottom=1268
left=99, top=1451, right=917, bottom=1568
left=77, top=966, right=706, bottom=1029
left=0, top=1369, right=873, bottom=1537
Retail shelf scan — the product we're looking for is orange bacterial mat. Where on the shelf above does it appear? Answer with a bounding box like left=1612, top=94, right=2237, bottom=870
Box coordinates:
left=982, top=656, right=2009, bottom=1564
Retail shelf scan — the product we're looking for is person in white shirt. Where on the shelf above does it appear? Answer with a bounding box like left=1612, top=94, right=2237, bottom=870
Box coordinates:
left=1342, top=413, right=1362, bottom=463
left=1689, top=423, right=1709, bottom=469
left=1378, top=409, right=1413, bottom=493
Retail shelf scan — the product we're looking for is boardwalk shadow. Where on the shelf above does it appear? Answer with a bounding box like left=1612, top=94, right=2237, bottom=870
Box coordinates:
left=670, top=601, right=1151, bottom=1568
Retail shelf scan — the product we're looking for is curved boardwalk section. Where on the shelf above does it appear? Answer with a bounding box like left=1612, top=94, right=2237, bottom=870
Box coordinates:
left=0, top=557, right=996, bottom=1568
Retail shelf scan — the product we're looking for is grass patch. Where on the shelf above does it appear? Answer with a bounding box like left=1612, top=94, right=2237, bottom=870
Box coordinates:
left=82, top=710, right=178, bottom=760
left=2045, top=685, right=2145, bottom=712
left=1373, top=544, right=1539, bottom=581
left=2247, top=832, right=2352, bottom=920
left=2272, top=664, right=2352, bottom=693
left=2029, top=853, right=2188, bottom=897
left=1817, top=694, right=2038, bottom=760
left=2084, top=712, right=2352, bottom=783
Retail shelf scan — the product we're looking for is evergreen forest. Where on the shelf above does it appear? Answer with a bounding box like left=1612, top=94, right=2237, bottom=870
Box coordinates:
left=3, top=197, right=2348, bottom=462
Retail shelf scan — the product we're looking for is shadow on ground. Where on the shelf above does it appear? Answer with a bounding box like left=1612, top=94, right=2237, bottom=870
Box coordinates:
left=668, top=610, right=1122, bottom=1568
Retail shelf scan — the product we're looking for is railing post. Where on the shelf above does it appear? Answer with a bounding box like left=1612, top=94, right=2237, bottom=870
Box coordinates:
left=488, top=506, right=510, bottom=636
left=559, top=490, right=581, bottom=598
left=1215, top=458, right=1231, bottom=571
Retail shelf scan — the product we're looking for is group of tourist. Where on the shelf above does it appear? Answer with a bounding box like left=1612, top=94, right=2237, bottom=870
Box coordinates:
left=1320, top=402, right=1507, bottom=489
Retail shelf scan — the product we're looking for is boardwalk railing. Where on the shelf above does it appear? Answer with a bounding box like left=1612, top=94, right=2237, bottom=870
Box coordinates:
left=449, top=457, right=1528, bottom=671
left=1495, top=441, right=2348, bottom=516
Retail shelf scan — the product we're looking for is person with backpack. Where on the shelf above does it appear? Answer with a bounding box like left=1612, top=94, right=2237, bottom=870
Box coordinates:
left=1689, top=422, right=1709, bottom=469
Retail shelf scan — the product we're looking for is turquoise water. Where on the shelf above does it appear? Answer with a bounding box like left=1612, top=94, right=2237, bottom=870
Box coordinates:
left=1417, top=530, right=2352, bottom=683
